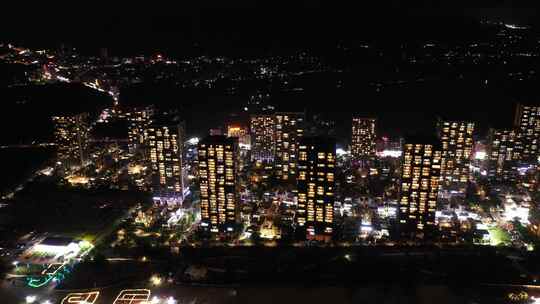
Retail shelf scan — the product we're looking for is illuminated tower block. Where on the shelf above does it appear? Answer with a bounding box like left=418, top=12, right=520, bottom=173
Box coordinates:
left=198, top=135, right=239, bottom=234
left=125, top=105, right=154, bottom=154
left=296, top=136, right=335, bottom=242
left=275, top=112, right=305, bottom=181
left=250, top=114, right=275, bottom=162
left=351, top=117, right=376, bottom=159
left=52, top=112, right=89, bottom=171
left=487, top=129, right=520, bottom=183
left=438, top=120, right=474, bottom=192
left=398, top=137, right=442, bottom=239
left=146, top=114, right=185, bottom=204
left=514, top=103, right=540, bottom=163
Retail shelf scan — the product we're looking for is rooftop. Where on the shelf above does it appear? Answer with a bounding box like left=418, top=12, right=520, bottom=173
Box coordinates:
left=39, top=236, right=76, bottom=247
left=403, top=134, right=441, bottom=148
left=200, top=135, right=237, bottom=145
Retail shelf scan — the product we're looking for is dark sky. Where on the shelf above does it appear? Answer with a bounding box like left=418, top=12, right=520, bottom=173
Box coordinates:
left=2, top=3, right=540, bottom=143
left=1, top=3, right=539, bottom=56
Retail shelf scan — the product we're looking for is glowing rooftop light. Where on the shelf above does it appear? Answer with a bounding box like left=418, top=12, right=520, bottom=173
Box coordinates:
left=475, top=151, right=486, bottom=160
left=378, top=150, right=402, bottom=158
left=187, top=137, right=199, bottom=145
left=336, top=148, right=348, bottom=156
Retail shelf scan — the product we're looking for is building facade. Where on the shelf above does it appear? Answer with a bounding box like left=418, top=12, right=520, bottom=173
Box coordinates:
left=52, top=113, right=89, bottom=171
left=487, top=129, right=520, bottom=183
left=351, top=117, right=377, bottom=159
left=296, top=137, right=336, bottom=241
left=227, top=125, right=251, bottom=147
left=126, top=106, right=154, bottom=154
left=146, top=115, right=185, bottom=203
left=275, top=112, right=305, bottom=181
left=514, top=103, right=540, bottom=163
left=209, top=128, right=223, bottom=136
left=438, top=120, right=475, bottom=192
left=197, top=136, right=239, bottom=234
left=398, top=140, right=442, bottom=239
left=250, top=114, right=275, bottom=163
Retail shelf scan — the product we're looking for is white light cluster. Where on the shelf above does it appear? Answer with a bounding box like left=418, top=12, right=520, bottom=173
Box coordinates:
left=475, top=151, right=486, bottom=160
left=377, top=206, right=397, bottom=218
left=336, top=148, right=349, bottom=156
left=503, top=203, right=530, bottom=225
left=187, top=137, right=200, bottom=145
left=378, top=150, right=402, bottom=158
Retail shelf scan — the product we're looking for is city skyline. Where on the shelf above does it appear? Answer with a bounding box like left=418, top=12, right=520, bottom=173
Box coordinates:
left=3, top=6, right=540, bottom=304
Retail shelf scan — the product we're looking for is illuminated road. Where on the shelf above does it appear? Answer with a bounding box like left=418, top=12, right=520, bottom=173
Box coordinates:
left=0, top=143, right=55, bottom=149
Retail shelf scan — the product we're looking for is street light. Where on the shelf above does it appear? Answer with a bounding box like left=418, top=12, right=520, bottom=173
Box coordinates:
left=41, top=301, right=52, bottom=304
left=150, top=274, right=162, bottom=286
left=166, top=297, right=177, bottom=304
left=25, top=295, right=37, bottom=304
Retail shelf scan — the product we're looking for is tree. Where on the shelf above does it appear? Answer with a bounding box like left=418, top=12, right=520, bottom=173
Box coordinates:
left=513, top=220, right=538, bottom=245
left=488, top=227, right=511, bottom=246
left=0, top=259, right=7, bottom=280
left=92, top=253, right=109, bottom=269
left=480, top=195, right=502, bottom=212
left=530, top=207, right=540, bottom=226
left=250, top=231, right=262, bottom=246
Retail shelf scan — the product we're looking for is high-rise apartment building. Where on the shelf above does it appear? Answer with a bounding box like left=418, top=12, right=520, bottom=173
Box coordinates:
left=126, top=106, right=154, bottom=154
left=52, top=113, right=89, bottom=171
left=351, top=117, right=376, bottom=159
left=487, top=129, right=520, bottom=183
left=296, top=137, right=335, bottom=242
left=227, top=125, right=251, bottom=147
left=198, top=136, right=239, bottom=234
left=250, top=114, right=275, bottom=162
left=438, top=120, right=474, bottom=191
left=146, top=114, right=185, bottom=203
left=514, top=103, right=540, bottom=163
left=398, top=138, right=442, bottom=239
left=275, top=112, right=305, bottom=180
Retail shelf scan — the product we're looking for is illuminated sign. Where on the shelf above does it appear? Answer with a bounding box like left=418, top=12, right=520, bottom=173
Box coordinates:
left=28, top=262, right=69, bottom=288
left=42, top=263, right=65, bottom=276
left=61, top=291, right=100, bottom=304
left=113, top=289, right=151, bottom=304
left=508, top=291, right=528, bottom=301
left=27, top=276, right=53, bottom=288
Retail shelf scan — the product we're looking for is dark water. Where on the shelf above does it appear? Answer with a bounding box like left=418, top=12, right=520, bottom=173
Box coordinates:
left=0, top=147, right=55, bottom=194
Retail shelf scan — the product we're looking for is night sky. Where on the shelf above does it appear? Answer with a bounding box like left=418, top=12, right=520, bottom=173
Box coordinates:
left=2, top=4, right=540, bottom=142
left=2, top=4, right=539, bottom=56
